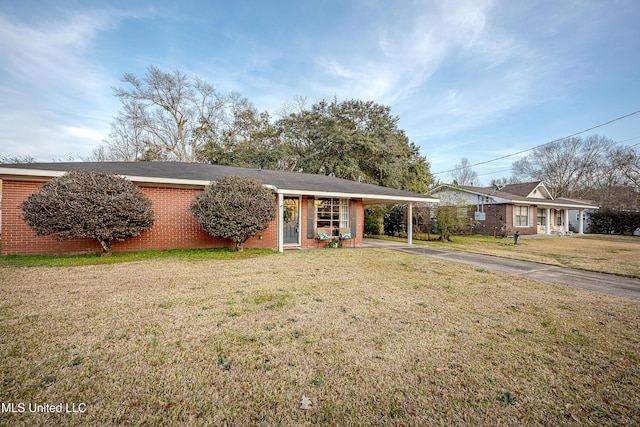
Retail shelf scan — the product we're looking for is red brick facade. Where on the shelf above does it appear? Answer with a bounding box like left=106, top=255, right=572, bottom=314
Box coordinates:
left=470, top=204, right=537, bottom=236
left=0, top=180, right=363, bottom=256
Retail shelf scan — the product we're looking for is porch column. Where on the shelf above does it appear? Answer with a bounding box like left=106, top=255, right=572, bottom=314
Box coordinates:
left=564, top=209, right=570, bottom=233
left=277, top=193, right=284, bottom=253
left=407, top=202, right=413, bottom=245
left=578, top=209, right=584, bottom=234
left=545, top=208, right=551, bottom=235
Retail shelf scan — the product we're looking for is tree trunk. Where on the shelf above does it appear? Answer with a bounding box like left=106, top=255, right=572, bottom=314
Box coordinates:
left=97, top=238, right=113, bottom=257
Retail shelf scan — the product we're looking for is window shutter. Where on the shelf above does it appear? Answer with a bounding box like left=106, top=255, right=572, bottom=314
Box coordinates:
left=307, top=198, right=315, bottom=239
left=350, top=200, right=357, bottom=238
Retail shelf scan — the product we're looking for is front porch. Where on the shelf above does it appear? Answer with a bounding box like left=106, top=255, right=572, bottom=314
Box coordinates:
left=275, top=194, right=436, bottom=252
left=536, top=207, right=587, bottom=235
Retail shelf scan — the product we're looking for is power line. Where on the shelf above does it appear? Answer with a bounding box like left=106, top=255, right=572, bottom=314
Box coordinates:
left=461, top=134, right=640, bottom=180
left=476, top=167, right=513, bottom=177
left=616, top=135, right=640, bottom=144
left=432, top=109, right=640, bottom=175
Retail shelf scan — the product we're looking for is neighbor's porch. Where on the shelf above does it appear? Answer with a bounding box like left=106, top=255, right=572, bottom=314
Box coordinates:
left=536, top=207, right=588, bottom=235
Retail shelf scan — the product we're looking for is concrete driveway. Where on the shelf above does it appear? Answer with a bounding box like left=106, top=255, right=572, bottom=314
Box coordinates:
left=363, top=238, right=640, bottom=301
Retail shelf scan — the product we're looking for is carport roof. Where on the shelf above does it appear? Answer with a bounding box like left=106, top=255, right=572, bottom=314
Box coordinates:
left=0, top=162, right=438, bottom=205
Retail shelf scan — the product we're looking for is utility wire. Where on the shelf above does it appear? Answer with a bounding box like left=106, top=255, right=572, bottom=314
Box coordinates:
left=432, top=109, right=640, bottom=175
left=460, top=134, right=640, bottom=180
left=476, top=167, right=513, bottom=177
left=616, top=135, right=640, bottom=144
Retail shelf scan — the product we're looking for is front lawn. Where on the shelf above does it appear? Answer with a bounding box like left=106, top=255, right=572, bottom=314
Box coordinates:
left=375, top=234, right=640, bottom=278
left=1, top=249, right=638, bottom=425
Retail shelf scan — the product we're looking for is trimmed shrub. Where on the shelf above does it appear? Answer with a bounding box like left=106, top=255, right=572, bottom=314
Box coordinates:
left=191, top=176, right=277, bottom=251
left=21, top=170, right=154, bottom=256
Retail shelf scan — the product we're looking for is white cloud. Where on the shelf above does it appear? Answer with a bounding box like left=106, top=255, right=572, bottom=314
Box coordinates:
left=62, top=126, right=105, bottom=142
left=312, top=0, right=498, bottom=105
left=0, top=12, right=116, bottom=92
left=0, top=9, right=131, bottom=160
left=305, top=0, right=565, bottom=145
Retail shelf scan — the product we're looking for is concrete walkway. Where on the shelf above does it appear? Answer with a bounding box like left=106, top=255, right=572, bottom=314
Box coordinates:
left=362, top=238, right=640, bottom=301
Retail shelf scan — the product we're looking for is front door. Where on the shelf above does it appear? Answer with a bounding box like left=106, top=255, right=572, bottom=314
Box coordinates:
left=283, top=197, right=300, bottom=244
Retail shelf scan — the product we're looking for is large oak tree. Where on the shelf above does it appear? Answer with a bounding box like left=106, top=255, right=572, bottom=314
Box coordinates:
left=102, top=65, right=227, bottom=162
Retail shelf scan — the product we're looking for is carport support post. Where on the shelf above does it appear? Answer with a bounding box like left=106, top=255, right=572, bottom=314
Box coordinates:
left=407, top=202, right=413, bottom=245
left=277, top=193, right=284, bottom=253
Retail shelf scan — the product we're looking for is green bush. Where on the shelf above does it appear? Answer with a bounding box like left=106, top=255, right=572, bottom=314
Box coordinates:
left=191, top=176, right=277, bottom=251
left=384, top=204, right=405, bottom=236
left=589, top=209, right=640, bottom=235
left=364, top=206, right=384, bottom=235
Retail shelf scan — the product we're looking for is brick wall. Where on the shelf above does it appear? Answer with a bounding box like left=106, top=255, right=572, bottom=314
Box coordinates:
left=0, top=180, right=368, bottom=256
left=0, top=180, right=278, bottom=256
left=470, top=204, right=537, bottom=236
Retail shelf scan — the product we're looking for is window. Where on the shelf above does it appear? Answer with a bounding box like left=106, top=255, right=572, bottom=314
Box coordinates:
left=515, top=206, right=529, bottom=227
left=315, top=198, right=349, bottom=234
left=556, top=210, right=563, bottom=226
left=537, top=208, right=546, bottom=226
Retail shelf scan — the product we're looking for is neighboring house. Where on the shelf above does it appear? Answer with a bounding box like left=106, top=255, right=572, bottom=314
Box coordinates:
left=0, top=162, right=437, bottom=256
left=430, top=181, right=599, bottom=236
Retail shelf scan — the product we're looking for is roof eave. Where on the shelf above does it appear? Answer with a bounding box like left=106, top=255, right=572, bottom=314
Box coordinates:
left=529, top=201, right=599, bottom=209
left=0, top=167, right=439, bottom=203
left=0, top=167, right=213, bottom=188
left=276, top=188, right=438, bottom=204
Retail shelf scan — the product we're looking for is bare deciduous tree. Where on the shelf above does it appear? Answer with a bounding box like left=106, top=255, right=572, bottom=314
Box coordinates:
left=105, top=65, right=226, bottom=162
left=511, top=135, right=612, bottom=198
left=450, top=157, right=478, bottom=186
left=511, top=135, right=640, bottom=211
left=616, top=145, right=640, bottom=188
left=0, top=155, right=36, bottom=163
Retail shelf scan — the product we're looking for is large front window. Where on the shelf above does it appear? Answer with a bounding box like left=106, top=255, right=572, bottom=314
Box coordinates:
left=515, top=206, right=529, bottom=227
left=315, top=198, right=349, bottom=234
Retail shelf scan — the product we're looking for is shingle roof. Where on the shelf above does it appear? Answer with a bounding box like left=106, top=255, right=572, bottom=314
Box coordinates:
left=0, top=162, right=437, bottom=204
left=453, top=182, right=598, bottom=209
left=500, top=182, right=541, bottom=197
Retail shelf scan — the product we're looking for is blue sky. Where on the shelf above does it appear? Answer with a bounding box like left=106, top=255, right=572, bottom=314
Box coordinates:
left=1, top=0, right=639, bottom=184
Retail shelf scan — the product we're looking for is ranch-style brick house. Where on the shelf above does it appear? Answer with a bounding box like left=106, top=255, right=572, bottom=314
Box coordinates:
left=430, top=181, right=599, bottom=236
left=0, top=162, right=437, bottom=256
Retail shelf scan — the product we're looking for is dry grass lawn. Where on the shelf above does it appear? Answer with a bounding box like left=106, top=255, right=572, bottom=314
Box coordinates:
left=1, top=249, right=639, bottom=426
left=409, top=234, right=640, bottom=278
